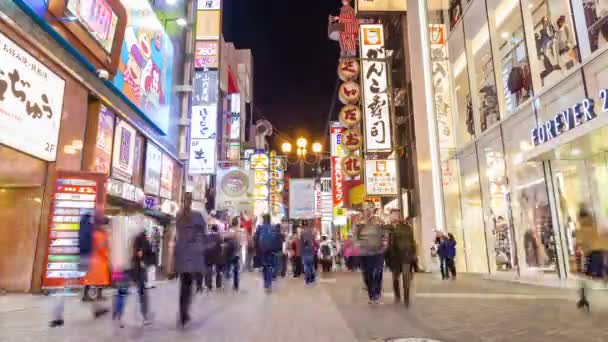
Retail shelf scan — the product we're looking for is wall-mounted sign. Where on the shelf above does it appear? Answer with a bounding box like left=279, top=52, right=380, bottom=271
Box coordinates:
left=289, top=179, right=316, bottom=219
left=65, top=0, right=118, bottom=53
left=160, top=154, right=174, bottom=199
left=356, top=0, right=407, bottom=12
left=189, top=139, right=216, bottom=174
left=339, top=105, right=363, bottom=127
left=191, top=105, right=218, bottom=139
left=531, top=90, right=607, bottom=146
left=112, top=119, right=136, bottom=183
left=144, top=142, right=162, bottom=195
left=331, top=126, right=346, bottom=157
left=365, top=159, right=398, bottom=195
left=197, top=0, right=221, bottom=10
left=270, top=156, right=285, bottom=221
left=342, top=129, right=363, bottom=151
left=195, top=41, right=219, bottom=69
left=251, top=153, right=270, bottom=169
left=338, top=58, right=360, bottom=81
left=0, top=31, right=66, bottom=162
left=194, top=70, right=219, bottom=105
left=216, top=167, right=252, bottom=213
left=113, top=0, right=173, bottom=134
left=94, top=105, right=114, bottom=174
left=360, top=24, right=393, bottom=152
left=339, top=81, right=361, bottom=105
left=196, top=10, right=221, bottom=40
left=342, top=155, right=363, bottom=177
left=429, top=24, right=456, bottom=150
left=228, top=114, right=241, bottom=140
left=332, top=156, right=345, bottom=208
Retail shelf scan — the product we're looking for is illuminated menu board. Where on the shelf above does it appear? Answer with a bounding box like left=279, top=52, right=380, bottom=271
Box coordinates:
left=42, top=172, right=106, bottom=288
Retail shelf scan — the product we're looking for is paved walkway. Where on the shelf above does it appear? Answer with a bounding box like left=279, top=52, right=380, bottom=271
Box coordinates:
left=0, top=272, right=607, bottom=342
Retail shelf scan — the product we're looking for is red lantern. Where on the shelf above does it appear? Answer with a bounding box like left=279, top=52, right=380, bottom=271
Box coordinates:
left=338, top=58, right=360, bottom=81
left=339, top=81, right=361, bottom=105
left=339, top=104, right=362, bottom=127
left=342, top=129, right=362, bottom=152
left=342, top=155, right=363, bottom=177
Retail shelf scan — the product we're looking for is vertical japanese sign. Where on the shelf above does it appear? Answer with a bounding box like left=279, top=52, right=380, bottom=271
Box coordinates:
left=189, top=70, right=219, bottom=175
left=331, top=125, right=346, bottom=210
left=111, top=119, right=136, bottom=183
left=270, top=155, right=285, bottom=222
left=429, top=24, right=455, bottom=150
left=360, top=24, right=392, bottom=151
left=251, top=153, right=270, bottom=217
left=42, top=171, right=107, bottom=288
left=0, top=31, right=66, bottom=162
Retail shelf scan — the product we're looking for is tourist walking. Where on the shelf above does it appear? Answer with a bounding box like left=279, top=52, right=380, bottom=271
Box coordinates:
left=385, top=210, right=417, bottom=307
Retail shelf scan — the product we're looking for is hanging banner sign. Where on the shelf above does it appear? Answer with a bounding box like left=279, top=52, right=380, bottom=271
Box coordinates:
left=194, top=70, right=219, bottom=105
left=360, top=24, right=393, bottom=151
left=331, top=126, right=346, bottom=157
left=195, top=41, right=219, bottom=69
left=332, top=156, right=345, bottom=208
left=191, top=105, right=218, bottom=139
left=189, top=139, right=216, bottom=174
left=111, top=119, right=136, bottom=183
left=0, top=31, right=66, bottom=162
left=365, top=159, right=398, bottom=196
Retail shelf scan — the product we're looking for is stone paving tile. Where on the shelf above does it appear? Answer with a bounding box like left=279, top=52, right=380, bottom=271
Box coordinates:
left=1, top=272, right=607, bottom=342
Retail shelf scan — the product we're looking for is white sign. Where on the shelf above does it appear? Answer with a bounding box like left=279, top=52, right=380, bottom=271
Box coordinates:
left=0, top=32, right=66, bottom=161
left=365, top=159, right=398, bottom=196
left=191, top=104, right=217, bottom=139
left=216, top=167, right=253, bottom=213
left=189, top=138, right=216, bottom=174
left=357, top=0, right=407, bottom=12
left=197, top=0, right=221, bottom=10
left=144, top=142, right=162, bottom=195
left=112, top=119, right=136, bottom=183
left=289, top=178, right=316, bottom=219
left=360, top=24, right=392, bottom=151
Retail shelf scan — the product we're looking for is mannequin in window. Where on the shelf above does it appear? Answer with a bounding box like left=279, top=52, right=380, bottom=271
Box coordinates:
left=536, top=16, right=558, bottom=80
left=556, top=16, right=576, bottom=70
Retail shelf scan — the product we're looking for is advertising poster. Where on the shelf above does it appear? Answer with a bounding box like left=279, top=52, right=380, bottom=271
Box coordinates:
left=365, top=159, right=398, bottom=196
left=113, top=0, right=174, bottom=134
left=42, top=171, right=107, bottom=288
left=65, top=0, right=119, bottom=53
left=93, top=105, right=114, bottom=174
left=144, top=142, right=162, bottom=195
left=0, top=31, right=66, bottom=162
left=132, top=134, right=144, bottom=185
left=160, top=154, right=174, bottom=199
left=360, top=24, right=392, bottom=151
left=216, top=167, right=253, bottom=214
left=189, top=139, right=216, bottom=174
left=289, top=179, right=316, bottom=220
left=195, top=41, right=219, bottom=69
left=111, top=119, right=136, bottom=183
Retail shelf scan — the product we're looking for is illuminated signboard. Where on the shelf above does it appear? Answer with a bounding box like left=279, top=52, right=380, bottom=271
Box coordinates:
left=66, top=0, right=119, bottom=53
left=365, top=159, right=398, bottom=196
left=195, top=41, right=219, bottom=69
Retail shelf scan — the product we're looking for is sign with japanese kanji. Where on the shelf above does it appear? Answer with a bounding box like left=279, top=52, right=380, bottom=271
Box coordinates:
left=338, top=58, right=360, bottom=81
left=0, top=31, right=66, bottom=161
left=191, top=105, right=217, bottom=139
left=365, top=159, right=398, bottom=195
left=197, top=0, right=221, bottom=10
left=339, top=104, right=362, bottom=127
left=360, top=24, right=392, bottom=151
left=195, top=41, right=219, bottom=69
left=339, top=81, right=361, bottom=105
left=342, top=129, right=362, bottom=151
left=189, top=138, right=216, bottom=174
left=332, top=156, right=344, bottom=208
left=342, top=155, right=363, bottom=177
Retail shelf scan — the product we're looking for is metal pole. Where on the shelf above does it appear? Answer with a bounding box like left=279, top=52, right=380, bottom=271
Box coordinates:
left=387, top=61, right=404, bottom=219
left=299, top=158, right=304, bottom=178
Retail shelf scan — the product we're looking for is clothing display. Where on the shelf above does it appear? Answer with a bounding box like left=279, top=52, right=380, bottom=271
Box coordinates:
left=584, top=0, right=608, bottom=52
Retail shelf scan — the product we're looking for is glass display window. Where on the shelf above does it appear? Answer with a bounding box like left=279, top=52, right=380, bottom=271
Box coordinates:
left=534, top=71, right=586, bottom=123
left=579, top=0, right=608, bottom=55
left=457, top=145, right=490, bottom=273
left=441, top=157, right=467, bottom=272
left=583, top=50, right=608, bottom=105
left=478, top=128, right=517, bottom=273
left=502, top=107, right=560, bottom=276
left=487, top=0, right=533, bottom=114
left=464, top=0, right=500, bottom=133
left=448, top=22, right=475, bottom=146
left=523, top=0, right=580, bottom=88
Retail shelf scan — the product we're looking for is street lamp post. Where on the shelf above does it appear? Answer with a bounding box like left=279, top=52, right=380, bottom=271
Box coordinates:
left=282, top=137, right=323, bottom=178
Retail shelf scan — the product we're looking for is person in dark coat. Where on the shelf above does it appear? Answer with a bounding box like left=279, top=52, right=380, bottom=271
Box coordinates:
left=132, top=231, right=152, bottom=323
left=204, top=225, right=223, bottom=290
left=174, top=193, right=207, bottom=328
left=385, top=210, right=417, bottom=307
left=438, top=233, right=457, bottom=280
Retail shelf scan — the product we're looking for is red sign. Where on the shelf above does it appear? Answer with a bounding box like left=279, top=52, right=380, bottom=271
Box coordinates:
left=332, top=157, right=344, bottom=208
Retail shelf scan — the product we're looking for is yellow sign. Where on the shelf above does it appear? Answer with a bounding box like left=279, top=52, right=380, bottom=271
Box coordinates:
left=356, top=0, right=407, bottom=12
left=333, top=207, right=347, bottom=217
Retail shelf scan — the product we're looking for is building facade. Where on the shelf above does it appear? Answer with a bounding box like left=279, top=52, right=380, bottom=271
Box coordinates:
left=408, top=0, right=608, bottom=283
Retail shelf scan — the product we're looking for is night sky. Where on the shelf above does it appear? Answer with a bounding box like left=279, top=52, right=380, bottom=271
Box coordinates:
left=223, top=0, right=343, bottom=146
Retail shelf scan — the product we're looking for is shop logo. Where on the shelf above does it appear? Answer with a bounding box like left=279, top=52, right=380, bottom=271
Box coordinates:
left=531, top=89, right=608, bottom=146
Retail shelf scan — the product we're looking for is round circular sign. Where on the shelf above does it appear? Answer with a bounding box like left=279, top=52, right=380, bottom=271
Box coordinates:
left=220, top=170, right=249, bottom=197
left=341, top=154, right=363, bottom=177
left=339, top=81, right=361, bottom=105
left=338, top=58, right=360, bottom=81
left=339, top=104, right=363, bottom=127
left=342, top=129, right=362, bottom=151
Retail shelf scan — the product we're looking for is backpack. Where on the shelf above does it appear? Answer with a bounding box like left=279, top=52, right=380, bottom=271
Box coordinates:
left=321, top=244, right=331, bottom=258
left=257, top=225, right=275, bottom=253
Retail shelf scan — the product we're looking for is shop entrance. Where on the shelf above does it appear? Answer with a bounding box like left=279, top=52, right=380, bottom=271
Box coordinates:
left=0, top=146, right=47, bottom=292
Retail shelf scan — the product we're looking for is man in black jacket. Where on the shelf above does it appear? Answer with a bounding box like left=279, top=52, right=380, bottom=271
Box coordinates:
left=205, top=225, right=223, bottom=290
left=132, top=231, right=152, bottom=323
left=385, top=210, right=417, bottom=307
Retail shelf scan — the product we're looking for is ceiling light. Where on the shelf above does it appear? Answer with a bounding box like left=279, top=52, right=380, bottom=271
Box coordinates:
left=176, top=18, right=187, bottom=27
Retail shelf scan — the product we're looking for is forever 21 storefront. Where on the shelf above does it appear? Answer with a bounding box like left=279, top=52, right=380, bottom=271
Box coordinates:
left=421, top=0, right=608, bottom=283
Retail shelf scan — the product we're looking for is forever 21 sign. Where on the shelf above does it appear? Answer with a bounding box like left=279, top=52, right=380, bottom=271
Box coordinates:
left=531, top=89, right=608, bottom=146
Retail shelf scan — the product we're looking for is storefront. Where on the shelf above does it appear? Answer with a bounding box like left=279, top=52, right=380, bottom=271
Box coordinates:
left=423, top=0, right=608, bottom=282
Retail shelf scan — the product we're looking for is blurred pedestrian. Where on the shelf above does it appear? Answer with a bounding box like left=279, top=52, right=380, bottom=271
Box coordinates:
left=385, top=210, right=417, bottom=307
left=223, top=218, right=241, bottom=291
left=131, top=231, right=152, bottom=324
left=290, top=227, right=303, bottom=277
left=205, top=225, right=224, bottom=291
left=576, top=205, right=608, bottom=311
left=357, top=209, right=388, bottom=304
left=50, top=214, right=110, bottom=327
left=174, top=193, right=207, bottom=328
left=319, top=235, right=334, bottom=273
left=300, top=225, right=317, bottom=285
left=439, top=233, right=457, bottom=280
left=254, top=214, right=281, bottom=292
left=272, top=223, right=286, bottom=280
